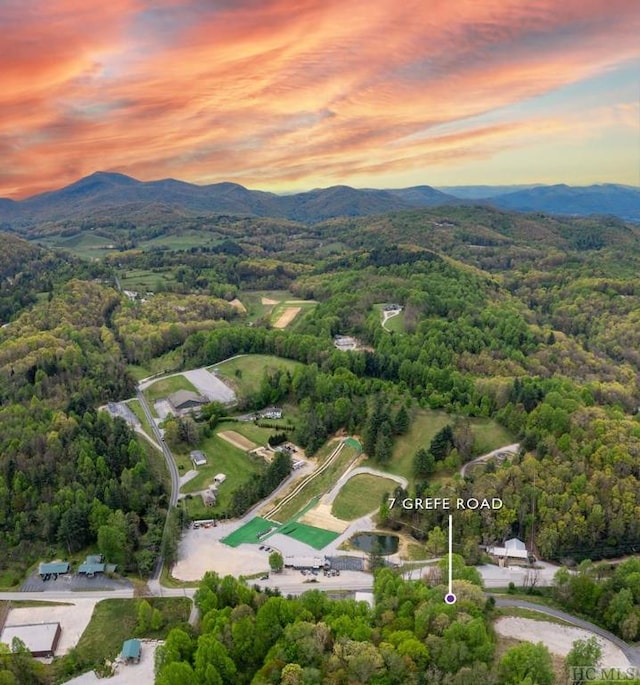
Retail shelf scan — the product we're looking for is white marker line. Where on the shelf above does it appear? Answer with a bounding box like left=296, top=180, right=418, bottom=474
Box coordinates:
left=448, top=513, right=453, bottom=595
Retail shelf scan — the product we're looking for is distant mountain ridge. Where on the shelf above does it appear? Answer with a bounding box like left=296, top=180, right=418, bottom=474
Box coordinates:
left=1, top=172, right=638, bottom=226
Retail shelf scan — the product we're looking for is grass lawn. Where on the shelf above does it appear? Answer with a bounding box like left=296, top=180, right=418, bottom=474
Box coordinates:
left=178, top=430, right=266, bottom=513
left=63, top=597, right=190, bottom=669
left=271, top=442, right=361, bottom=523
left=144, top=374, right=198, bottom=403
left=387, top=409, right=514, bottom=484
left=127, top=399, right=154, bottom=439
left=212, top=354, right=303, bottom=400
left=373, top=303, right=405, bottom=333
left=37, top=233, right=120, bottom=259
left=331, top=473, right=400, bottom=520
left=220, top=421, right=277, bottom=445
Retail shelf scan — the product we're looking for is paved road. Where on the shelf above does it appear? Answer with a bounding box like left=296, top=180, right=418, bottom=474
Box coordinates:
left=459, top=443, right=520, bottom=477
left=493, top=597, right=640, bottom=668
left=136, top=389, right=180, bottom=581
left=323, top=466, right=407, bottom=505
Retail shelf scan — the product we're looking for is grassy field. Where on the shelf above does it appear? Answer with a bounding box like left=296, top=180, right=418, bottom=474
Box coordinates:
left=127, top=348, right=184, bottom=381
left=271, top=442, right=361, bottom=523
left=373, top=303, right=405, bottom=333
left=220, top=421, right=277, bottom=445
left=387, top=409, right=514, bottom=483
left=331, top=473, right=400, bottom=520
left=270, top=299, right=317, bottom=328
left=118, top=268, right=177, bottom=293
left=144, top=374, right=198, bottom=403
left=212, top=354, right=303, bottom=400
left=37, top=233, right=120, bottom=259
left=237, top=290, right=292, bottom=321
left=178, top=429, right=266, bottom=511
left=61, top=598, right=190, bottom=672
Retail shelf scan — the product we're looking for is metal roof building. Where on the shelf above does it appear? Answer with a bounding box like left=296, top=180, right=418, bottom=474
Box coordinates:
left=0, top=623, right=61, bottom=658
left=38, top=562, right=69, bottom=577
left=121, top=638, right=142, bottom=664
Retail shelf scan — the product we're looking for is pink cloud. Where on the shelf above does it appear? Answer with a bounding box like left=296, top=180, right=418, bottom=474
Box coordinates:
left=1, top=0, right=638, bottom=197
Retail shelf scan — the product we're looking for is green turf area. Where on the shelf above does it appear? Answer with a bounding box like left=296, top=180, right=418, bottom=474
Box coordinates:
left=144, top=374, right=198, bottom=403
left=279, top=522, right=339, bottom=550
left=387, top=409, right=514, bottom=483
left=212, top=354, right=303, bottom=400
left=271, top=441, right=361, bottom=523
left=55, top=597, right=190, bottom=678
left=178, top=429, right=266, bottom=513
left=138, top=232, right=221, bottom=252
left=222, top=516, right=277, bottom=547
left=331, top=473, right=400, bottom=520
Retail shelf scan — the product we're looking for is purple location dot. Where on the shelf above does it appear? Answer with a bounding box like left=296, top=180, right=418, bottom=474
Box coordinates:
left=444, top=593, right=457, bottom=605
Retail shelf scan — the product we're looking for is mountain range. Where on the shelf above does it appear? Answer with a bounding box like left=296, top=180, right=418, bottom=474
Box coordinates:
left=1, top=172, right=638, bottom=226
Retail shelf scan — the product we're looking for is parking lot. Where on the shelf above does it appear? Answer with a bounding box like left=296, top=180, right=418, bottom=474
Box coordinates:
left=22, top=572, right=133, bottom=593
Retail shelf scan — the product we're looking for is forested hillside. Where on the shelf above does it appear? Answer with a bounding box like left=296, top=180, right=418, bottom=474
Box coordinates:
left=1, top=204, right=639, bottom=599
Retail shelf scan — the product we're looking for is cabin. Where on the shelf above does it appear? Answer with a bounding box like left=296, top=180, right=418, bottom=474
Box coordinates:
left=214, top=473, right=226, bottom=484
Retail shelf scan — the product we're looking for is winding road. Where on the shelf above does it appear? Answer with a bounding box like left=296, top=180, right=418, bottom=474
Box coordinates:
left=459, top=443, right=520, bottom=477
left=493, top=597, right=640, bottom=668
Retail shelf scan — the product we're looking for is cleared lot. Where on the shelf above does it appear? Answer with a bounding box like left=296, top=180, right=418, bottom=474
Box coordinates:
left=494, top=617, right=630, bottom=669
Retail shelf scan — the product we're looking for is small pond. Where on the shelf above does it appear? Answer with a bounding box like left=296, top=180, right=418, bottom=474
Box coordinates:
left=350, top=533, right=399, bottom=555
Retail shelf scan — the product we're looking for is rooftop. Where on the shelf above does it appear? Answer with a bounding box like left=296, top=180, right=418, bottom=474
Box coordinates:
left=122, top=638, right=141, bottom=659
left=1, top=623, right=60, bottom=654
left=169, top=389, right=206, bottom=408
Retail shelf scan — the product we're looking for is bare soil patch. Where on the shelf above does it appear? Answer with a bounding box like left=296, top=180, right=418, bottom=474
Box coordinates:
left=218, top=430, right=258, bottom=451
left=273, top=307, right=301, bottom=329
left=261, top=297, right=279, bottom=305
left=301, top=503, right=349, bottom=533
left=229, top=298, right=247, bottom=312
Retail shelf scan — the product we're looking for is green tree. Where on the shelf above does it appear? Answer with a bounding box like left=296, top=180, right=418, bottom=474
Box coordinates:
left=97, top=523, right=127, bottom=566
left=498, top=642, right=554, bottom=685
left=136, top=599, right=153, bottom=633
left=268, top=551, right=283, bottom=573
left=565, top=637, right=602, bottom=684
left=426, top=526, right=447, bottom=557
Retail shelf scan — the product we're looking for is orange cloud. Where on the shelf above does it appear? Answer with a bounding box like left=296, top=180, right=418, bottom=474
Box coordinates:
left=1, top=0, right=638, bottom=197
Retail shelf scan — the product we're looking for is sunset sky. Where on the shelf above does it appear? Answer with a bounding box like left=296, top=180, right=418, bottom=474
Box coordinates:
left=2, top=0, right=639, bottom=199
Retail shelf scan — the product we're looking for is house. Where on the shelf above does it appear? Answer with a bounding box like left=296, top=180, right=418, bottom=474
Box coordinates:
left=486, top=537, right=530, bottom=561
left=168, top=390, right=207, bottom=415
left=214, top=473, right=226, bottom=484
left=121, top=638, right=142, bottom=664
left=190, top=450, right=207, bottom=468
left=261, top=407, right=283, bottom=420
left=38, top=561, right=69, bottom=579
left=202, top=486, right=217, bottom=507
left=0, top=623, right=61, bottom=658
